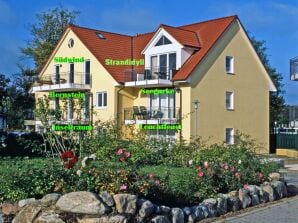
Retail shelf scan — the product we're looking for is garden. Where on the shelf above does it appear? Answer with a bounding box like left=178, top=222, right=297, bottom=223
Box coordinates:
left=0, top=119, right=280, bottom=208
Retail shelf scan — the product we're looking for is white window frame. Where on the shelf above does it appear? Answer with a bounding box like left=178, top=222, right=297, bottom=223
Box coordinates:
left=225, top=56, right=234, bottom=74
left=96, top=91, right=107, bottom=109
left=225, top=91, right=234, bottom=110
left=225, top=128, right=234, bottom=145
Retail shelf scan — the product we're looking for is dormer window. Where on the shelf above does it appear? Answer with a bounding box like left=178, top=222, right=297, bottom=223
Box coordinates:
left=155, top=35, right=172, bottom=46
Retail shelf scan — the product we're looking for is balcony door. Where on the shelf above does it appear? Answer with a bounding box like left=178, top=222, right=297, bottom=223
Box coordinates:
left=85, top=60, right=91, bottom=85
left=150, top=56, right=157, bottom=79
left=54, top=65, right=60, bottom=84
left=159, top=54, right=167, bottom=79
left=69, top=63, right=74, bottom=84
left=150, top=93, right=175, bottom=119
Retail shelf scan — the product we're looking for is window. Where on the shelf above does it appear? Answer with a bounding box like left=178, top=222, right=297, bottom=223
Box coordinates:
left=225, top=91, right=234, bottom=110
left=68, top=38, right=74, bottom=48
left=225, top=128, right=234, bottom=144
left=226, top=56, right=234, bottom=73
left=155, top=35, right=172, bottom=46
left=68, top=63, right=74, bottom=83
left=96, top=91, right=107, bottom=108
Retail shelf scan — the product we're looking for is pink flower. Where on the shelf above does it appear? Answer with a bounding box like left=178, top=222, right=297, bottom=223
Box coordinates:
left=198, top=172, right=204, bottom=177
left=120, top=184, right=127, bottom=190
left=235, top=172, right=241, bottom=179
left=259, top=172, right=264, bottom=178
left=223, top=165, right=229, bottom=170
left=243, top=184, right=249, bottom=190
left=155, top=180, right=160, bottom=185
left=117, top=148, right=123, bottom=155
left=203, top=161, right=209, bottom=168
left=125, top=151, right=131, bottom=158
left=120, top=157, right=125, bottom=162
left=149, top=173, right=155, bottom=179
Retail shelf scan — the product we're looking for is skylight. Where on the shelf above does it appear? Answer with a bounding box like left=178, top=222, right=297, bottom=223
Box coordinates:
left=96, top=32, right=105, bottom=39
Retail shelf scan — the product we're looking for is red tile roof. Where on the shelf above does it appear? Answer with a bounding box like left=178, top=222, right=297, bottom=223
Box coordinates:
left=68, top=15, right=237, bottom=83
left=159, top=24, right=200, bottom=48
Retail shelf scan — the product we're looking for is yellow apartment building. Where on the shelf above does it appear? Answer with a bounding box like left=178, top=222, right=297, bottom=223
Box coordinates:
left=29, top=15, right=276, bottom=153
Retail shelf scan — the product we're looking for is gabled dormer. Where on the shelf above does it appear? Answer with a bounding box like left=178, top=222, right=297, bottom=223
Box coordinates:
left=142, top=24, right=200, bottom=80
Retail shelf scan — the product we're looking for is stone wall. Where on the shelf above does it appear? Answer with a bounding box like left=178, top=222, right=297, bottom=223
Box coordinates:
left=0, top=173, right=289, bottom=223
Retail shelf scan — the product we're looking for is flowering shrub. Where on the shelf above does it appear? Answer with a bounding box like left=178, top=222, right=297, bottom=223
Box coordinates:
left=116, top=148, right=131, bottom=162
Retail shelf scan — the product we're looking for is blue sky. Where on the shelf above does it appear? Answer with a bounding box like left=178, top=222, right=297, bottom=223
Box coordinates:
left=0, top=0, right=297, bottom=104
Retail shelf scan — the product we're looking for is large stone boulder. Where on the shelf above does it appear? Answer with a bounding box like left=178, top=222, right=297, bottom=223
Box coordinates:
left=188, top=206, right=203, bottom=223
left=99, top=191, right=114, bottom=207
left=271, top=181, right=287, bottom=199
left=151, top=215, right=171, bottom=223
left=247, top=185, right=260, bottom=206
left=238, top=189, right=251, bottom=209
left=269, top=172, right=281, bottom=181
left=12, top=204, right=41, bottom=223
left=138, top=200, right=154, bottom=218
left=227, top=195, right=241, bottom=212
left=261, top=183, right=276, bottom=202
left=113, top=194, right=137, bottom=215
left=203, top=198, right=218, bottom=217
left=216, top=194, right=228, bottom=215
left=171, top=208, right=184, bottom=223
left=56, top=191, right=109, bottom=215
left=1, top=202, right=19, bottom=215
left=33, top=211, right=64, bottom=223
left=258, top=186, right=270, bottom=203
left=18, top=198, right=36, bottom=208
left=40, top=193, right=61, bottom=204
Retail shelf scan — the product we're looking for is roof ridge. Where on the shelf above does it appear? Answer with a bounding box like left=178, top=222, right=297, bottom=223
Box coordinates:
left=179, top=15, right=237, bottom=28
left=160, top=24, right=198, bottom=34
left=69, top=24, right=133, bottom=37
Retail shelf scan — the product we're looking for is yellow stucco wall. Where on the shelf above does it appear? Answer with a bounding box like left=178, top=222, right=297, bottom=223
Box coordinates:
left=189, top=20, right=270, bottom=153
left=36, top=29, right=118, bottom=123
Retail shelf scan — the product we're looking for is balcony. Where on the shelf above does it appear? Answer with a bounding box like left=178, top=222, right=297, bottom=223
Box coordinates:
left=290, top=56, right=298, bottom=81
left=124, top=67, right=176, bottom=87
left=32, top=72, right=91, bottom=93
left=124, top=106, right=180, bottom=125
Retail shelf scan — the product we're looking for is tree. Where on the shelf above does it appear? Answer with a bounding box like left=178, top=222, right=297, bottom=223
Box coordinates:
left=250, top=36, right=286, bottom=129
left=21, top=6, right=79, bottom=71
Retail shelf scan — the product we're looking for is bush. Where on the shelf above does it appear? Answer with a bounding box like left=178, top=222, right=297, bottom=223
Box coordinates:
left=138, top=165, right=199, bottom=206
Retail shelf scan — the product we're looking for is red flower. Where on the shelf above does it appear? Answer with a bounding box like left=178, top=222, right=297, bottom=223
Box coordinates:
left=60, top=150, right=78, bottom=169
left=119, top=157, right=125, bottom=162
left=198, top=172, right=204, bottom=177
